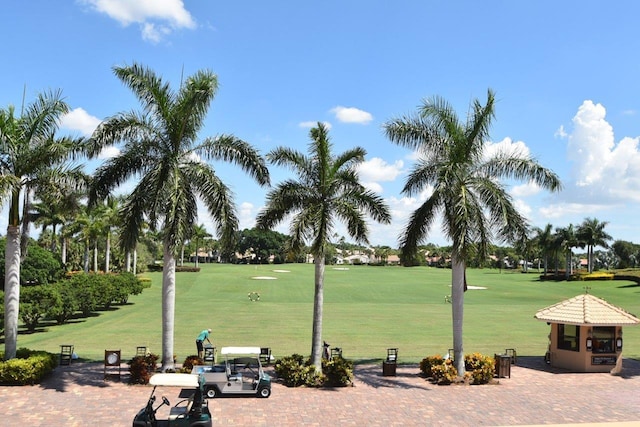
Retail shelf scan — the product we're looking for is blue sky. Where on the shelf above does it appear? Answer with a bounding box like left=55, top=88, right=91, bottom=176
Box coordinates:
left=3, top=1, right=640, bottom=248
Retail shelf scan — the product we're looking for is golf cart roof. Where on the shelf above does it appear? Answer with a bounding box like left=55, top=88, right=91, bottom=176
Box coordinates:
left=149, top=373, right=200, bottom=388
left=220, top=346, right=261, bottom=355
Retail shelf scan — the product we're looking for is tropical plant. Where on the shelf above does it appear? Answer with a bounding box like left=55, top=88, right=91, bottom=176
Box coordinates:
left=256, top=122, right=391, bottom=372
left=534, top=223, right=554, bottom=274
left=89, top=63, right=269, bottom=371
left=577, top=217, right=612, bottom=273
left=383, top=89, right=561, bottom=375
left=555, top=224, right=584, bottom=278
left=0, top=90, right=88, bottom=360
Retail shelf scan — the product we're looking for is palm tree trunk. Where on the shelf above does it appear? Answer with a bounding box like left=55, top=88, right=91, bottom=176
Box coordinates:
left=126, top=251, right=131, bottom=272
left=133, top=248, right=138, bottom=275
left=93, top=240, right=98, bottom=273
left=4, top=225, right=21, bottom=360
left=83, top=241, right=90, bottom=273
left=310, top=254, right=325, bottom=372
left=451, top=253, right=466, bottom=376
left=161, top=243, right=176, bottom=371
left=61, top=237, right=67, bottom=265
left=588, top=245, right=593, bottom=273
left=105, top=232, right=111, bottom=273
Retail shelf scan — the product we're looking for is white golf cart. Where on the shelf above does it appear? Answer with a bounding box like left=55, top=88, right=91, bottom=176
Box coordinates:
left=192, top=346, right=271, bottom=398
left=132, top=373, right=212, bottom=427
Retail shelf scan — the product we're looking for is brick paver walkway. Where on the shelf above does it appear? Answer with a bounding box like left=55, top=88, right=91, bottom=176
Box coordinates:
left=1, top=356, right=639, bottom=426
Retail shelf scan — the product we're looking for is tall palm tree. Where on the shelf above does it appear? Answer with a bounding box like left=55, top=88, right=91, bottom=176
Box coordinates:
left=89, top=63, right=270, bottom=371
left=0, top=90, right=88, bottom=360
left=189, top=224, right=211, bottom=268
left=256, top=122, right=391, bottom=372
left=555, top=224, right=584, bottom=278
left=577, top=217, right=612, bottom=273
left=384, top=89, right=561, bottom=375
left=534, top=223, right=554, bottom=274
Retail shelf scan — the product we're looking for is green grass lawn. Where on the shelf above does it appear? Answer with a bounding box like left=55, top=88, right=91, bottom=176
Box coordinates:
left=13, top=263, right=640, bottom=363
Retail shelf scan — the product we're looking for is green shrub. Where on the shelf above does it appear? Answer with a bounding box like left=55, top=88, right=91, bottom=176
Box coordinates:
left=274, top=354, right=313, bottom=387
left=322, top=356, right=354, bottom=387
left=129, top=354, right=159, bottom=384
left=20, top=285, right=57, bottom=331
left=464, top=353, right=495, bottom=385
left=275, top=354, right=353, bottom=387
left=47, top=282, right=79, bottom=324
left=0, top=348, right=58, bottom=385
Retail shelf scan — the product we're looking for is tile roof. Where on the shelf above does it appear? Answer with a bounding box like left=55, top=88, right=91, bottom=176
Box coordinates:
left=534, top=293, right=640, bottom=326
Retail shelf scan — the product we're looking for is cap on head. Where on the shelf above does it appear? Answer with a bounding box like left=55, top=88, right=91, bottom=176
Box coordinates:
left=208, top=328, right=212, bottom=333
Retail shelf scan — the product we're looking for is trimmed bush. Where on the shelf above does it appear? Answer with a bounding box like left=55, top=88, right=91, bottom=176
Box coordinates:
left=179, top=355, right=203, bottom=373
left=420, top=352, right=495, bottom=385
left=129, top=354, right=159, bottom=384
left=0, top=348, right=58, bottom=385
left=322, top=356, right=354, bottom=387
left=274, top=354, right=353, bottom=387
left=464, top=352, right=495, bottom=385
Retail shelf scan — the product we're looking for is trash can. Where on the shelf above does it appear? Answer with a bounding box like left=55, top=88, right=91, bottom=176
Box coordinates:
left=494, top=353, right=511, bottom=378
left=383, top=348, right=398, bottom=376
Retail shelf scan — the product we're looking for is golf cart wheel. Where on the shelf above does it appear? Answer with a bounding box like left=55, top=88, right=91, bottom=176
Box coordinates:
left=205, top=386, right=219, bottom=398
left=257, top=386, right=271, bottom=398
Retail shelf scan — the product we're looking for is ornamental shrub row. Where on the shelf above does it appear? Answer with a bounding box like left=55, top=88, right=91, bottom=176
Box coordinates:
left=420, top=352, right=495, bottom=385
left=0, top=348, right=58, bottom=385
left=19, top=272, right=147, bottom=331
left=274, top=354, right=353, bottom=387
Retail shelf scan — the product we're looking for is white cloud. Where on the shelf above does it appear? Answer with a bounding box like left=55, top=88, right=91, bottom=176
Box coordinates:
left=564, top=100, right=640, bottom=202
left=357, top=158, right=403, bottom=182
left=60, top=107, right=101, bottom=136
left=483, top=137, right=530, bottom=160
left=299, top=121, right=332, bottom=130
left=98, top=145, right=120, bottom=159
left=511, top=182, right=540, bottom=198
left=554, top=125, right=568, bottom=139
left=80, top=0, right=195, bottom=41
left=539, top=202, right=608, bottom=219
left=330, top=106, right=373, bottom=124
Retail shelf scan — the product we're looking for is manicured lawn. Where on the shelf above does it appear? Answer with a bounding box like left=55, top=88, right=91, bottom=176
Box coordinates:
left=13, top=264, right=640, bottom=363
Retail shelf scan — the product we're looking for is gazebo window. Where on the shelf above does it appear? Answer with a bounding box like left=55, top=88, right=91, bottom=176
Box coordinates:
left=592, top=326, right=615, bottom=353
left=557, top=324, right=580, bottom=351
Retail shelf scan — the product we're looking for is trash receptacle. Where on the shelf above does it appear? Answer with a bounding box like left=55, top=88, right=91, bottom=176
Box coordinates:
left=383, top=348, right=398, bottom=376
left=494, top=353, right=511, bottom=378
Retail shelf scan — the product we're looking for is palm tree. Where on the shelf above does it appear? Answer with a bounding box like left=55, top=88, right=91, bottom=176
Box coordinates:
left=256, top=122, right=391, bottom=372
left=555, top=224, right=584, bottom=278
left=534, top=223, right=554, bottom=274
left=384, top=89, right=561, bottom=375
left=189, top=224, right=211, bottom=268
left=0, top=90, right=88, bottom=360
left=577, top=217, right=612, bottom=273
left=89, top=63, right=269, bottom=371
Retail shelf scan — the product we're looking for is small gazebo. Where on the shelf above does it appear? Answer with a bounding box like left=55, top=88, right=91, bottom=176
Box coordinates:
left=534, top=293, right=640, bottom=373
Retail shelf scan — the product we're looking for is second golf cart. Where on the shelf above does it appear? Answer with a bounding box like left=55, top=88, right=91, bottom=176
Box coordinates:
left=192, top=346, right=271, bottom=398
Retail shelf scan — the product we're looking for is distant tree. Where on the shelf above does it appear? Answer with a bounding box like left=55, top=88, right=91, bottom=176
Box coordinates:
left=611, top=240, right=639, bottom=269
left=577, top=217, right=612, bottom=273
left=237, top=228, right=288, bottom=264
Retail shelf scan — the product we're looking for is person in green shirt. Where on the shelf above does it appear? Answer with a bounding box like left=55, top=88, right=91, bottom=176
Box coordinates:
left=196, top=328, right=212, bottom=359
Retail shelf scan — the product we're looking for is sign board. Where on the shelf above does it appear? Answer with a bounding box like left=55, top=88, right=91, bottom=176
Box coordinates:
left=591, top=356, right=616, bottom=365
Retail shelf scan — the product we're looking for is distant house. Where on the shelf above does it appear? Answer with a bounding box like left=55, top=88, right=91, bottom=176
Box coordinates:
left=386, top=254, right=400, bottom=265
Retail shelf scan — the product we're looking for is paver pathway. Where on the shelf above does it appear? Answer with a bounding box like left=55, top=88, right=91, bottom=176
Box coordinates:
left=1, top=356, right=639, bottom=426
